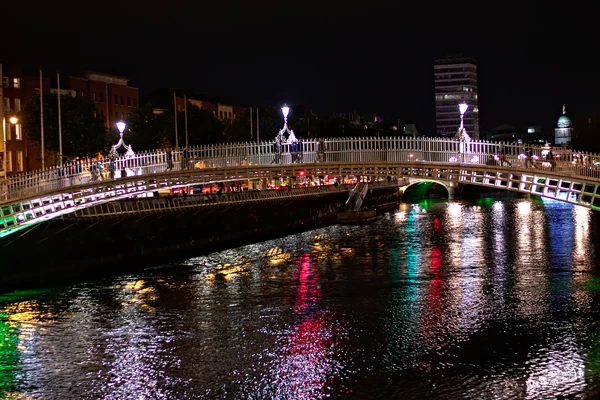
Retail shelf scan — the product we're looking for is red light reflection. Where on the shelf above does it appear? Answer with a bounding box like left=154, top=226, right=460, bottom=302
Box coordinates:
left=271, top=253, right=342, bottom=398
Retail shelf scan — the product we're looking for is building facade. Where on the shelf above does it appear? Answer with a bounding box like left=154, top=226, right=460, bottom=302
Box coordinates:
left=179, top=97, right=241, bottom=121
left=1, top=65, right=52, bottom=176
left=555, top=104, right=574, bottom=145
left=66, top=71, right=139, bottom=128
left=434, top=56, right=479, bottom=139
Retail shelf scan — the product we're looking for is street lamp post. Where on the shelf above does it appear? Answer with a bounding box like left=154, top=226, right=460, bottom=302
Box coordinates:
left=458, top=102, right=468, bottom=132
left=456, top=102, right=471, bottom=162
left=281, top=104, right=290, bottom=129
left=116, top=121, right=126, bottom=138
left=277, top=104, right=292, bottom=141
left=2, top=115, right=18, bottom=179
left=108, top=121, right=136, bottom=178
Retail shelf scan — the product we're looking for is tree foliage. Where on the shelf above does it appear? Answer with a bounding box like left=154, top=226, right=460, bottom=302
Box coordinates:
left=572, top=113, right=600, bottom=153
left=127, top=103, right=172, bottom=150
left=126, top=102, right=225, bottom=149
left=20, top=93, right=108, bottom=160
left=182, top=104, right=224, bottom=146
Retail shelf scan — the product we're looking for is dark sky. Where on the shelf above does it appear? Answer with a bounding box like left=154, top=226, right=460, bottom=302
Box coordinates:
left=3, top=1, right=599, bottom=133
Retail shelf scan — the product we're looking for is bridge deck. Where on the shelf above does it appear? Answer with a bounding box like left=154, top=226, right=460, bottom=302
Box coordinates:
left=2, top=137, right=600, bottom=237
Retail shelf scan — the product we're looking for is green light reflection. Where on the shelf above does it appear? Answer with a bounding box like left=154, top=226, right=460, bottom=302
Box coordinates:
left=0, top=309, right=21, bottom=397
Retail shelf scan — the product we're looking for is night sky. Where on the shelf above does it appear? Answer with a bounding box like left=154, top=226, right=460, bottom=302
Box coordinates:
left=3, top=1, right=599, bottom=133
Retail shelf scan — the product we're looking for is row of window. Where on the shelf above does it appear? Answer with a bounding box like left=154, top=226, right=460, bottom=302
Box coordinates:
left=2, top=97, right=22, bottom=112
left=88, top=91, right=137, bottom=107
left=3, top=121, right=23, bottom=141
left=435, top=87, right=477, bottom=94
left=435, top=94, right=479, bottom=101
left=434, top=73, right=476, bottom=80
left=433, top=66, right=477, bottom=74
left=2, top=77, right=20, bottom=88
left=435, top=80, right=477, bottom=87
left=177, top=104, right=234, bottom=120
left=4, top=151, right=24, bottom=173
left=219, top=110, right=232, bottom=119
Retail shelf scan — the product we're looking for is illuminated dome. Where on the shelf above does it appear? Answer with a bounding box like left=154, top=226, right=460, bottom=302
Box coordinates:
left=557, top=104, right=572, bottom=128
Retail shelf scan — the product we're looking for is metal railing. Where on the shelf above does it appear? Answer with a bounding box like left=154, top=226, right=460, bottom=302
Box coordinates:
left=3, top=137, right=600, bottom=204
left=73, top=182, right=401, bottom=218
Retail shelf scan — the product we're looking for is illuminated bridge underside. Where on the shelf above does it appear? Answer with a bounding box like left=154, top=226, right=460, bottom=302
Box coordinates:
left=1, top=162, right=599, bottom=238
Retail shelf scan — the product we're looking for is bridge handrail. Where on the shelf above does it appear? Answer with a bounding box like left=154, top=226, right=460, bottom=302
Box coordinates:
left=2, top=137, right=600, bottom=203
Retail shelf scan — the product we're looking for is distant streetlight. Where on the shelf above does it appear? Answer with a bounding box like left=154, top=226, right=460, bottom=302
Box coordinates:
left=281, top=104, right=290, bottom=126
left=458, top=102, right=468, bottom=129
left=456, top=103, right=471, bottom=162
left=9, top=116, right=18, bottom=125
left=109, top=120, right=134, bottom=164
left=116, top=121, right=126, bottom=137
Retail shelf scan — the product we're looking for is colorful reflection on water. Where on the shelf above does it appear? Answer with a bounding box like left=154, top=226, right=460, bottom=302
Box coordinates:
left=1, top=198, right=600, bottom=399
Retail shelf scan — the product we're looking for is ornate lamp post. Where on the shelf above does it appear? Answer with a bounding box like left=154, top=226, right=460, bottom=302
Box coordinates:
left=281, top=104, right=290, bottom=129
left=456, top=102, right=471, bottom=162
left=109, top=121, right=135, bottom=160
left=277, top=104, right=293, bottom=142
left=459, top=102, right=468, bottom=132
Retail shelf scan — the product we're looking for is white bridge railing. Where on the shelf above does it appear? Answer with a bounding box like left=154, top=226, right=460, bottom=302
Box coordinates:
left=2, top=137, right=600, bottom=204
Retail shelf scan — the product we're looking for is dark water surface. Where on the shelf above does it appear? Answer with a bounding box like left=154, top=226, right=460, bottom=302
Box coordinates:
left=2, top=198, right=600, bottom=399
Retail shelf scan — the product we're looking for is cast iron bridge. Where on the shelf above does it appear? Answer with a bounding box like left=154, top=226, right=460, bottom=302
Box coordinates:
left=2, top=137, right=600, bottom=238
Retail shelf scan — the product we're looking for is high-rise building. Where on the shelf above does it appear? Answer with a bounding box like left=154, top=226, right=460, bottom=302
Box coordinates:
left=434, top=56, right=479, bottom=139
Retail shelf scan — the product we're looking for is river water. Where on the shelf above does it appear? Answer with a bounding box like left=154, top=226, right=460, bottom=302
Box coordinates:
left=2, top=197, right=600, bottom=399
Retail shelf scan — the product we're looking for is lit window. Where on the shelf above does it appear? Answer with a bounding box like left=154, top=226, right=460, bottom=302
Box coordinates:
left=16, top=151, right=23, bottom=172
left=93, top=92, right=97, bottom=101
left=14, top=98, right=21, bottom=111
left=15, top=124, right=22, bottom=140
left=4, top=120, right=10, bottom=140
left=13, top=78, right=20, bottom=88
left=6, top=151, right=12, bottom=172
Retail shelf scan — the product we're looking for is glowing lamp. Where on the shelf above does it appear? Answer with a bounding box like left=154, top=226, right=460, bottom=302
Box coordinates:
left=116, top=121, right=126, bottom=134
left=9, top=116, right=18, bottom=124
left=458, top=103, right=468, bottom=115
left=281, top=105, right=290, bottom=119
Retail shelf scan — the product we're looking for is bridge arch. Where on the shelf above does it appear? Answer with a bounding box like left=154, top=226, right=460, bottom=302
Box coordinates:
left=399, top=179, right=458, bottom=200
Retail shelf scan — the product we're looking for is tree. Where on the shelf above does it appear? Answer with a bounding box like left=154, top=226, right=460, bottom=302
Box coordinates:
left=182, top=103, right=224, bottom=146
left=20, top=93, right=108, bottom=161
left=223, top=108, right=252, bottom=143
left=127, top=103, right=172, bottom=150
left=573, top=113, right=600, bottom=153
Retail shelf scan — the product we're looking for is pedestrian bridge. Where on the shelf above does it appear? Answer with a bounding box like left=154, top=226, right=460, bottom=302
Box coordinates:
left=2, top=137, right=600, bottom=238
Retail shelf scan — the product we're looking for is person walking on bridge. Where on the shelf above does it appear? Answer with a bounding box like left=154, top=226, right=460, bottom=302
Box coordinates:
left=182, top=147, right=189, bottom=170
left=166, top=148, right=174, bottom=171
left=525, top=147, right=534, bottom=168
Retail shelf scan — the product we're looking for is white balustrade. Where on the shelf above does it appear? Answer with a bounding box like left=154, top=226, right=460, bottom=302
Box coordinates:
left=2, top=137, right=600, bottom=204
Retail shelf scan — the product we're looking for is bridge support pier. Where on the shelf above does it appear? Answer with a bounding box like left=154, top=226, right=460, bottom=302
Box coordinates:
left=447, top=184, right=459, bottom=200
